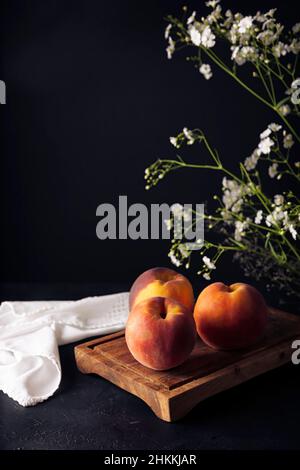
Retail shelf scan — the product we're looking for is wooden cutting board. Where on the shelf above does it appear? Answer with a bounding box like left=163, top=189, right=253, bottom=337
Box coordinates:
left=75, top=308, right=300, bottom=422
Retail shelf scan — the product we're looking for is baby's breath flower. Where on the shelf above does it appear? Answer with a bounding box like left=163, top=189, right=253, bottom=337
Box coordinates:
left=238, top=16, right=253, bottom=34
left=265, top=9, right=276, bottom=18
left=199, top=63, right=213, bottom=80
left=206, top=0, right=220, bottom=8
left=171, top=203, right=183, bottom=216
left=164, top=219, right=173, bottom=231
left=283, top=133, right=294, bottom=149
left=207, top=4, right=222, bottom=24
left=178, top=243, right=190, bottom=259
left=168, top=250, right=181, bottom=267
left=268, top=162, right=278, bottom=178
left=166, top=36, right=175, bottom=59
left=183, top=127, right=195, bottom=144
left=288, top=38, right=300, bottom=54
left=234, top=220, right=249, bottom=241
left=188, top=22, right=216, bottom=48
left=203, top=272, right=211, bottom=280
left=255, top=210, right=263, bottom=224
left=169, top=136, right=179, bottom=148
left=201, top=26, right=216, bottom=48
left=258, top=136, right=274, bottom=154
left=291, top=78, right=300, bottom=89
left=266, top=207, right=288, bottom=228
left=231, top=45, right=259, bottom=65
left=292, top=23, right=300, bottom=34
left=203, top=256, right=216, bottom=269
left=268, top=123, right=282, bottom=132
left=260, top=128, right=272, bottom=139
left=222, top=9, right=233, bottom=28
left=274, top=194, right=284, bottom=206
left=187, top=11, right=196, bottom=25
left=189, top=24, right=202, bottom=46
left=289, top=225, right=297, bottom=240
left=279, top=104, right=291, bottom=116
left=272, top=42, right=288, bottom=58
left=165, top=24, right=172, bottom=39
left=182, top=207, right=192, bottom=222
left=265, top=214, right=272, bottom=227
left=255, top=12, right=267, bottom=23
left=291, top=78, right=300, bottom=104
left=144, top=159, right=181, bottom=189
left=231, top=46, right=245, bottom=65
left=257, top=30, right=276, bottom=47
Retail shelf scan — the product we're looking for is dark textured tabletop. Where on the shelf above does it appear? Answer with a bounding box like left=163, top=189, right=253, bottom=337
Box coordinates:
left=0, top=283, right=299, bottom=451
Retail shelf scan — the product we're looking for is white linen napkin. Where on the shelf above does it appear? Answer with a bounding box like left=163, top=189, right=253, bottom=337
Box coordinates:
left=0, top=293, right=129, bottom=407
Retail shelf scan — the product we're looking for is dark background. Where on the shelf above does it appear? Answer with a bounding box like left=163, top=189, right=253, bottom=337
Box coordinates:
left=1, top=1, right=300, bottom=453
left=1, top=0, right=299, bottom=294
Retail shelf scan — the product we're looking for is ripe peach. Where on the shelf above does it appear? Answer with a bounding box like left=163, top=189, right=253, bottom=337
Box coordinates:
left=125, top=296, right=196, bottom=370
left=194, top=282, right=268, bottom=350
left=129, top=267, right=194, bottom=312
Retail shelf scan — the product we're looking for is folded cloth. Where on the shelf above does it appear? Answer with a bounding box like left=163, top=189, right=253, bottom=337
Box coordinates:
left=0, top=293, right=129, bottom=406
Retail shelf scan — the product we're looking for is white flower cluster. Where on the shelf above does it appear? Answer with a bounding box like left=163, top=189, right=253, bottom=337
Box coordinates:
left=169, top=127, right=198, bottom=148
left=234, top=219, right=250, bottom=242
left=159, top=2, right=300, bottom=294
left=221, top=176, right=299, bottom=243
left=225, top=9, right=300, bottom=64
left=144, top=159, right=178, bottom=189
left=165, top=1, right=300, bottom=77
left=222, top=177, right=252, bottom=214
left=198, top=255, right=216, bottom=280
left=229, top=193, right=298, bottom=243
left=170, top=203, right=192, bottom=222
left=244, top=123, right=294, bottom=178
left=168, top=250, right=182, bottom=268
left=265, top=195, right=298, bottom=240
left=231, top=45, right=258, bottom=66
left=203, top=255, right=216, bottom=270
left=189, top=24, right=216, bottom=48
left=165, top=203, right=195, bottom=268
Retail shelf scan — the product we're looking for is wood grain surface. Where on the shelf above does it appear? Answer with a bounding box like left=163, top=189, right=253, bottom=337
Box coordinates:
left=75, top=308, right=300, bottom=422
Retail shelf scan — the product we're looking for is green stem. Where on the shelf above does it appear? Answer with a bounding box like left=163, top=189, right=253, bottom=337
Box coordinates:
left=282, top=234, right=300, bottom=262
left=275, top=109, right=300, bottom=144
left=162, top=159, right=220, bottom=171
left=203, top=47, right=274, bottom=111
left=261, top=59, right=290, bottom=89
left=286, top=161, right=300, bottom=182
left=268, top=69, right=276, bottom=104
left=293, top=54, right=299, bottom=77
left=256, top=63, right=274, bottom=104
left=207, top=241, right=245, bottom=251
left=203, top=47, right=300, bottom=144
left=202, top=134, right=221, bottom=166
